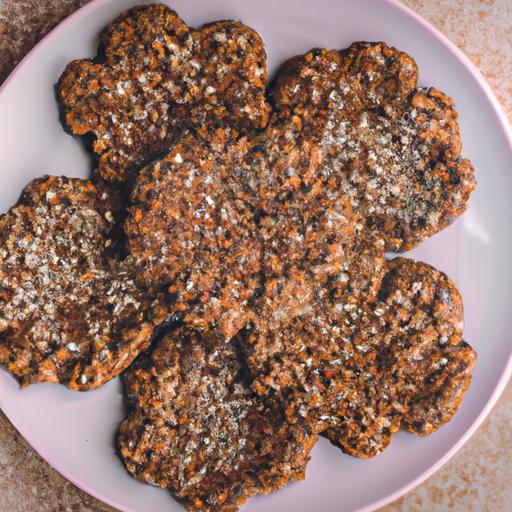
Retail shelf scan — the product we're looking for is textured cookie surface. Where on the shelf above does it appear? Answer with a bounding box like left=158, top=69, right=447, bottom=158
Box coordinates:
left=125, top=127, right=260, bottom=339
left=58, top=3, right=269, bottom=183
left=118, top=328, right=317, bottom=512
left=321, top=257, right=476, bottom=457
left=243, top=256, right=476, bottom=458
left=272, top=43, right=476, bottom=251
left=245, top=236, right=387, bottom=424
left=0, top=176, right=166, bottom=390
left=244, top=112, right=356, bottom=327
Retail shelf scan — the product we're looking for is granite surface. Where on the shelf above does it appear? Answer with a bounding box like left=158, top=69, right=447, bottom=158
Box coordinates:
left=0, top=0, right=511, bottom=511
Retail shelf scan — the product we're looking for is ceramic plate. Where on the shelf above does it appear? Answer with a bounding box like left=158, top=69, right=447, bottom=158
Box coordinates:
left=0, top=1, right=511, bottom=511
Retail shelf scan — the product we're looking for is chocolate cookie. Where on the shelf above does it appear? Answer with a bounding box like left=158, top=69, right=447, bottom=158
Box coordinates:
left=58, top=4, right=269, bottom=183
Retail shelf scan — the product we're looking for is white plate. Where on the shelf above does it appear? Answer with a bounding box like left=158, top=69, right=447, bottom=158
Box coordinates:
left=0, top=1, right=511, bottom=511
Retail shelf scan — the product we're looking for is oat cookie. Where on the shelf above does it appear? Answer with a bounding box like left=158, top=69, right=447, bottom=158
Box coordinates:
left=272, top=42, right=476, bottom=251
left=125, top=127, right=260, bottom=339
left=321, top=257, right=476, bottom=457
left=0, top=176, right=166, bottom=390
left=118, top=328, right=317, bottom=512
left=58, top=3, right=269, bottom=183
left=243, top=256, right=476, bottom=457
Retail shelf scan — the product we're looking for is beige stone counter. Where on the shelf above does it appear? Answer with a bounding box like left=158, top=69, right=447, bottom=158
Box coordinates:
left=0, top=1, right=511, bottom=511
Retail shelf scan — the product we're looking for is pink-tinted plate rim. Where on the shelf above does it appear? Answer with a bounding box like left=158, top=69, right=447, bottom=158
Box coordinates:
left=0, top=0, right=511, bottom=511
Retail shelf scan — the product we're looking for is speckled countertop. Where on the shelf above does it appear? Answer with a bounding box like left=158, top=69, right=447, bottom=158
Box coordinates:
left=0, top=1, right=511, bottom=511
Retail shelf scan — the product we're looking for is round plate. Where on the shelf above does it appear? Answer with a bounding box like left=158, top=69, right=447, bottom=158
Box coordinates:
left=0, top=1, right=511, bottom=511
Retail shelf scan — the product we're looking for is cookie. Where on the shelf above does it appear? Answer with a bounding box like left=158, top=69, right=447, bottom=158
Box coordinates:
left=243, top=256, right=476, bottom=458
left=58, top=3, right=270, bottom=183
left=272, top=42, right=476, bottom=251
left=118, top=327, right=317, bottom=512
left=125, top=127, right=260, bottom=339
left=0, top=176, right=166, bottom=390
left=273, top=42, right=418, bottom=115
left=321, top=257, right=476, bottom=457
